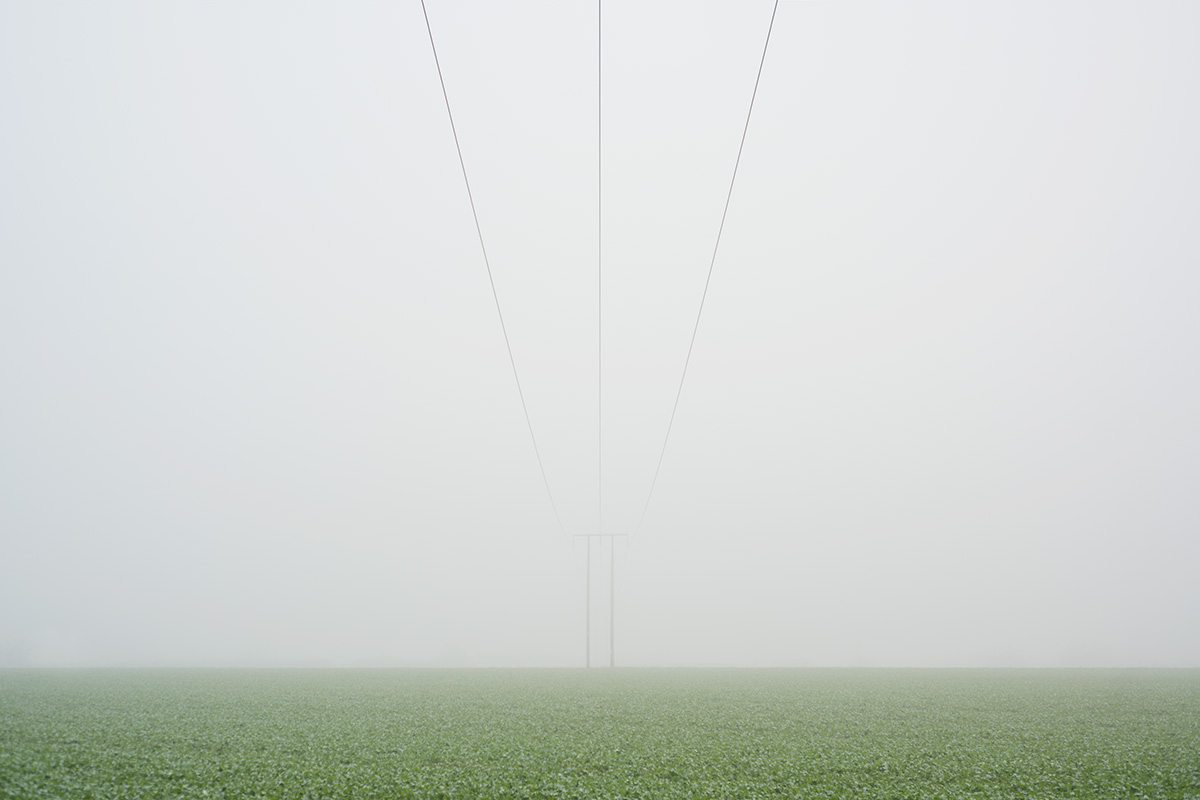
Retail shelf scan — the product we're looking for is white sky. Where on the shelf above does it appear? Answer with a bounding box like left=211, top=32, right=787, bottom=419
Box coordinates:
left=2, top=0, right=1198, bottom=667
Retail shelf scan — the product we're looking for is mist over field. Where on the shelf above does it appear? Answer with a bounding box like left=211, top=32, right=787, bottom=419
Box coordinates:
left=2, top=0, right=1198, bottom=669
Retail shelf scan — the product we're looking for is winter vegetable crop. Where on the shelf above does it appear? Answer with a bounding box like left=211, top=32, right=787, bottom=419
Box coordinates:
left=1, top=668, right=1197, bottom=799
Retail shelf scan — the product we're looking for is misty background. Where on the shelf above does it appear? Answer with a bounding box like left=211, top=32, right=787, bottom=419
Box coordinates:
left=2, top=1, right=1197, bottom=668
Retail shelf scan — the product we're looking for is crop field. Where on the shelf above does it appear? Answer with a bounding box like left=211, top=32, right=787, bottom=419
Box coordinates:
left=1, top=669, right=1198, bottom=799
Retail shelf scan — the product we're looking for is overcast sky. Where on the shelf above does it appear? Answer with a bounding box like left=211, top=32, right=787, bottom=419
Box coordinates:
left=2, top=0, right=1198, bottom=668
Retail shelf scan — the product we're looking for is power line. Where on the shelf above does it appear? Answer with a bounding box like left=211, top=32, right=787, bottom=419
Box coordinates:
left=419, top=0, right=566, bottom=538
left=634, top=0, right=781, bottom=539
left=598, top=0, right=603, bottom=541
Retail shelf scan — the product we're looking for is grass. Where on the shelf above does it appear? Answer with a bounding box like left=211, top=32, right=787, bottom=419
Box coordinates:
left=1, top=668, right=1198, bottom=799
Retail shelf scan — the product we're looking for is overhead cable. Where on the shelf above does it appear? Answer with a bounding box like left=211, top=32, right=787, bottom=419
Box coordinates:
left=598, top=0, right=604, bottom=539
left=634, top=0, right=781, bottom=539
left=420, top=0, right=567, bottom=538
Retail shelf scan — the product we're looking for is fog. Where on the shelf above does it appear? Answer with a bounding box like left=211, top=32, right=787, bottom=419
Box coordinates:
left=2, top=0, right=1198, bottom=668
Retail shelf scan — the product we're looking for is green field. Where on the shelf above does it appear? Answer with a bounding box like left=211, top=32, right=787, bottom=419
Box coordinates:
left=1, top=669, right=1198, bottom=799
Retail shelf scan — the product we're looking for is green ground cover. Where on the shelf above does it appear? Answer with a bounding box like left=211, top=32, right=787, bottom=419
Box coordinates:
left=1, top=668, right=1198, bottom=799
